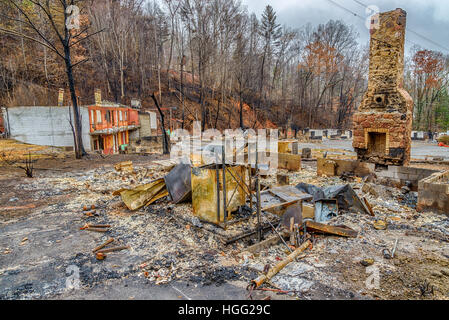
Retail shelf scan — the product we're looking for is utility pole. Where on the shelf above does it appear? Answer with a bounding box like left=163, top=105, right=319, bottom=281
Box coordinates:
left=181, top=55, right=186, bottom=130
left=256, top=139, right=262, bottom=242
left=169, top=107, right=173, bottom=132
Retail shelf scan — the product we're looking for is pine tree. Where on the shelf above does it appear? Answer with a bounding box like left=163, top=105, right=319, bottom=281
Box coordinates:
left=259, top=5, right=282, bottom=106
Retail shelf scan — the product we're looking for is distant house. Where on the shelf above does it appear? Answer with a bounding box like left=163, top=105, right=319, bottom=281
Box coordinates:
left=88, top=102, right=140, bottom=154
left=411, top=131, right=426, bottom=141
left=3, top=102, right=140, bottom=154
left=325, top=129, right=339, bottom=138
left=309, top=129, right=324, bottom=140
left=306, top=129, right=352, bottom=140
left=341, top=130, right=353, bottom=139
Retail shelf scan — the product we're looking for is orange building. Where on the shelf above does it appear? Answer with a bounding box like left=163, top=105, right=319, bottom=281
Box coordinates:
left=88, top=102, right=140, bottom=154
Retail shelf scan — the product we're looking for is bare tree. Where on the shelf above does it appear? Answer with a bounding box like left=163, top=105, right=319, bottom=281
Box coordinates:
left=0, top=0, right=388, bottom=134
left=0, top=0, right=104, bottom=159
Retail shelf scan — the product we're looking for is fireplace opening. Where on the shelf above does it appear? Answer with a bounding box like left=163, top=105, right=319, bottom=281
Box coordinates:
left=367, top=132, right=387, bottom=155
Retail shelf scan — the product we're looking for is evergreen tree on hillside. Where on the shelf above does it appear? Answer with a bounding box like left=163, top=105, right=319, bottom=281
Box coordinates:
left=259, top=5, right=282, bottom=106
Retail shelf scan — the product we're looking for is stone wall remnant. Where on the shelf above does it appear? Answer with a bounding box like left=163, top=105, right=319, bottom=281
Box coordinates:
left=353, top=8, right=413, bottom=166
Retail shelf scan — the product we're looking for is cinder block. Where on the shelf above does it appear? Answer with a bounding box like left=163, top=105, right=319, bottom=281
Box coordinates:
left=278, top=153, right=301, bottom=171
left=277, top=174, right=290, bottom=186
left=398, top=173, right=412, bottom=181
left=317, top=158, right=336, bottom=177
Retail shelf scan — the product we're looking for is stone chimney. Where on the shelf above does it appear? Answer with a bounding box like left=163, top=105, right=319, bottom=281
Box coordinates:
left=353, top=8, right=413, bottom=166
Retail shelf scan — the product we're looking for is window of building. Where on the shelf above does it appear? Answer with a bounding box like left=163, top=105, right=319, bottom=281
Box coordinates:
left=96, top=110, right=102, bottom=124
left=105, top=110, right=111, bottom=123
left=93, top=139, right=99, bottom=151
left=119, top=110, right=123, bottom=122
left=90, top=110, right=95, bottom=125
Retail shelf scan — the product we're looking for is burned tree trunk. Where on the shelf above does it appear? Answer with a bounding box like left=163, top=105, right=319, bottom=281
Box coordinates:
left=151, top=93, right=170, bottom=155
left=64, top=45, right=85, bottom=159
left=0, top=0, right=103, bottom=159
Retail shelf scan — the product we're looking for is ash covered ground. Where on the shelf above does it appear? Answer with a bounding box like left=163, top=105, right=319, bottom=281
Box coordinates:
left=0, top=151, right=448, bottom=300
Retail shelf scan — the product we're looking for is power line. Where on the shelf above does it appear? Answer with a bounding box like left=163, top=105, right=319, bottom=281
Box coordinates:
left=405, top=29, right=449, bottom=52
left=323, top=0, right=420, bottom=48
left=350, top=0, right=449, bottom=52
left=352, top=0, right=376, bottom=14
left=325, top=0, right=359, bottom=18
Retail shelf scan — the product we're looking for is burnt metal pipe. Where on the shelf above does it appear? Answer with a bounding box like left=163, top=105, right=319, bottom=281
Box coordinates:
left=215, top=152, right=221, bottom=224
left=222, top=139, right=227, bottom=227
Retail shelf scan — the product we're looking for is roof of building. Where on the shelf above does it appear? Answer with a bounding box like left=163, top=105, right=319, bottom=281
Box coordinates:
left=89, top=101, right=129, bottom=108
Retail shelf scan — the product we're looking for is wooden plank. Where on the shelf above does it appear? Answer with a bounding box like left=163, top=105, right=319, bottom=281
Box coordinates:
left=363, top=197, right=375, bottom=216
left=261, top=186, right=312, bottom=216
left=305, top=221, right=358, bottom=238
left=262, top=199, right=301, bottom=213
left=224, top=224, right=274, bottom=245
left=245, top=235, right=285, bottom=254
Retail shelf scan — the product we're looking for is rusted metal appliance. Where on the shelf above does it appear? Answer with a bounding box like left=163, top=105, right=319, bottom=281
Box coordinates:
left=191, top=164, right=247, bottom=226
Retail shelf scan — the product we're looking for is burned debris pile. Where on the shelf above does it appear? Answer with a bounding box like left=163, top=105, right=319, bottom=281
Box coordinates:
left=90, top=137, right=447, bottom=300
left=1, top=146, right=449, bottom=300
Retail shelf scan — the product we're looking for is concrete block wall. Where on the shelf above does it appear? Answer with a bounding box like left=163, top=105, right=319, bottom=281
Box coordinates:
left=376, top=166, right=436, bottom=182
left=1, top=108, right=7, bottom=135
left=6, top=106, right=91, bottom=151
left=317, top=158, right=437, bottom=191
left=375, top=166, right=437, bottom=191
left=418, top=171, right=449, bottom=215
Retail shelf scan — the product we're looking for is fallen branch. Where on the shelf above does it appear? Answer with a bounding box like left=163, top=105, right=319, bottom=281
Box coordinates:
left=92, top=238, right=114, bottom=253
left=255, top=287, right=300, bottom=294
left=251, top=240, right=311, bottom=288
left=83, top=228, right=109, bottom=233
left=97, top=246, right=130, bottom=254
left=88, top=224, right=111, bottom=229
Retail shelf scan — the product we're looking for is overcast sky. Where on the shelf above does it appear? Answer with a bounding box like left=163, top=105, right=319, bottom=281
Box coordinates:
left=241, top=0, right=449, bottom=54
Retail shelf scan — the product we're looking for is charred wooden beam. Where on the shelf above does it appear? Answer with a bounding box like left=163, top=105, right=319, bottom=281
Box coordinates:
left=305, top=221, right=358, bottom=238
